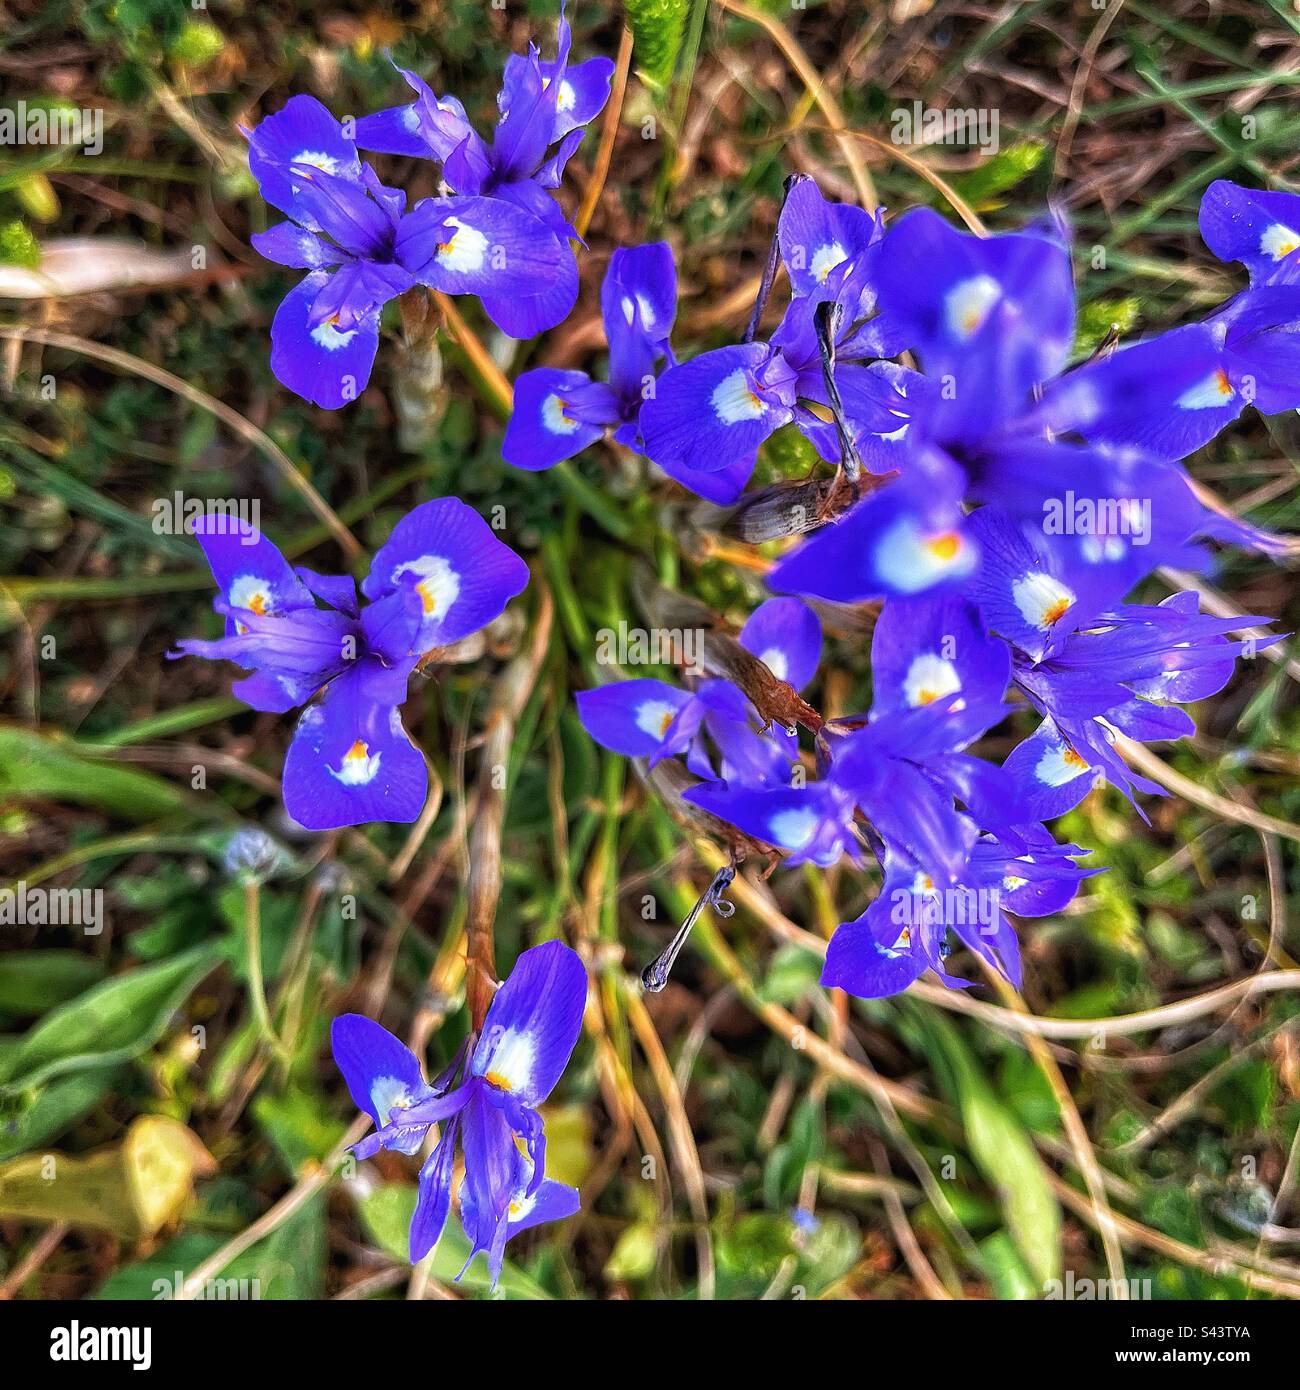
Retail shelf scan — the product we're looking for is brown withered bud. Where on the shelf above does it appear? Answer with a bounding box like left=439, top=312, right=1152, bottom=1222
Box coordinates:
left=720, top=469, right=897, bottom=544
left=416, top=630, right=487, bottom=673
left=701, top=631, right=824, bottom=734
left=636, top=567, right=717, bottom=632
left=416, top=609, right=522, bottom=673
left=721, top=476, right=847, bottom=543
left=636, top=565, right=824, bottom=734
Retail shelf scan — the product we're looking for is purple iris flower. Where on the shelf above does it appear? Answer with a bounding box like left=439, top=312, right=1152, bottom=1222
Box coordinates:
left=1034, top=281, right=1300, bottom=466
left=575, top=597, right=819, bottom=785
left=806, top=591, right=1094, bottom=999
left=1004, top=589, right=1279, bottom=820
left=394, top=189, right=586, bottom=342
left=821, top=824, right=1095, bottom=1000
left=246, top=91, right=588, bottom=407
left=870, top=206, right=1077, bottom=449
left=967, top=507, right=1278, bottom=819
left=610, top=590, right=1014, bottom=878
left=685, top=774, right=863, bottom=868
left=353, top=1, right=613, bottom=337
left=331, top=940, right=587, bottom=1285
left=1031, top=262, right=1300, bottom=466
left=664, top=199, right=1071, bottom=596
left=639, top=180, right=924, bottom=503
left=768, top=198, right=1281, bottom=607
left=1199, top=178, right=1300, bottom=288
left=638, top=341, right=801, bottom=501
left=171, top=501, right=529, bottom=830
left=503, top=242, right=677, bottom=472
left=773, top=176, right=894, bottom=341
left=866, top=591, right=1011, bottom=718
left=759, top=208, right=1076, bottom=602
left=681, top=588, right=1033, bottom=887
left=560, top=175, right=1289, bottom=1003
left=685, top=689, right=1014, bottom=878
left=245, top=96, right=422, bottom=409
left=822, top=846, right=1009, bottom=998
left=767, top=444, right=980, bottom=602
left=920, top=187, right=1300, bottom=557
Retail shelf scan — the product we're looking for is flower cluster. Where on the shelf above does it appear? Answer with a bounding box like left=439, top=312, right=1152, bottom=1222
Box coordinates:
left=226, top=0, right=1292, bottom=1277
left=332, top=941, right=586, bottom=1286
left=172, top=499, right=528, bottom=830
left=563, top=177, right=1289, bottom=1001
left=245, top=3, right=612, bottom=407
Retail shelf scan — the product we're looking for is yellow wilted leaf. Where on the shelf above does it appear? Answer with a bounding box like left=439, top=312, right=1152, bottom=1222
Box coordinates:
left=539, top=1102, right=592, bottom=1189
left=0, top=1116, right=213, bottom=1238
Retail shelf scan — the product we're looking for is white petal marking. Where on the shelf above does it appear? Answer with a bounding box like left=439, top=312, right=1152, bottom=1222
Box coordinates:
left=758, top=646, right=788, bottom=681
left=482, top=1028, right=536, bottom=1094
left=370, top=1075, right=413, bottom=1121
left=620, top=293, right=657, bottom=330
left=392, top=554, right=461, bottom=620
left=811, top=241, right=847, bottom=283
left=874, top=520, right=973, bottom=594
left=332, top=739, right=382, bottom=786
left=542, top=393, right=580, bottom=435
left=1176, top=369, right=1236, bottom=410
left=1011, top=572, right=1076, bottom=630
left=768, top=807, right=819, bottom=849
left=229, top=574, right=273, bottom=616
left=310, top=319, right=359, bottom=351
left=1034, top=740, right=1091, bottom=787
left=435, top=217, right=488, bottom=274
left=293, top=149, right=341, bottom=174
left=711, top=369, right=766, bottom=424
left=1260, top=222, right=1300, bottom=261
left=903, top=652, right=962, bottom=707
left=944, top=274, right=1001, bottom=340
left=635, top=700, right=679, bottom=740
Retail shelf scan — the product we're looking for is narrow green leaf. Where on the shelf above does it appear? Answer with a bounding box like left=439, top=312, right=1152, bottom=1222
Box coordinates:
left=0, top=943, right=223, bottom=1095
left=979, top=1230, right=1040, bottom=1300
left=0, top=950, right=106, bottom=1015
left=0, top=1070, right=114, bottom=1161
left=0, top=724, right=194, bottom=822
left=920, top=1010, right=1062, bottom=1289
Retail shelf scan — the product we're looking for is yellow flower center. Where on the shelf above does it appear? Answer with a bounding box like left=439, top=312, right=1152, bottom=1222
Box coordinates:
left=1043, top=597, right=1071, bottom=626
left=925, top=532, right=961, bottom=562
